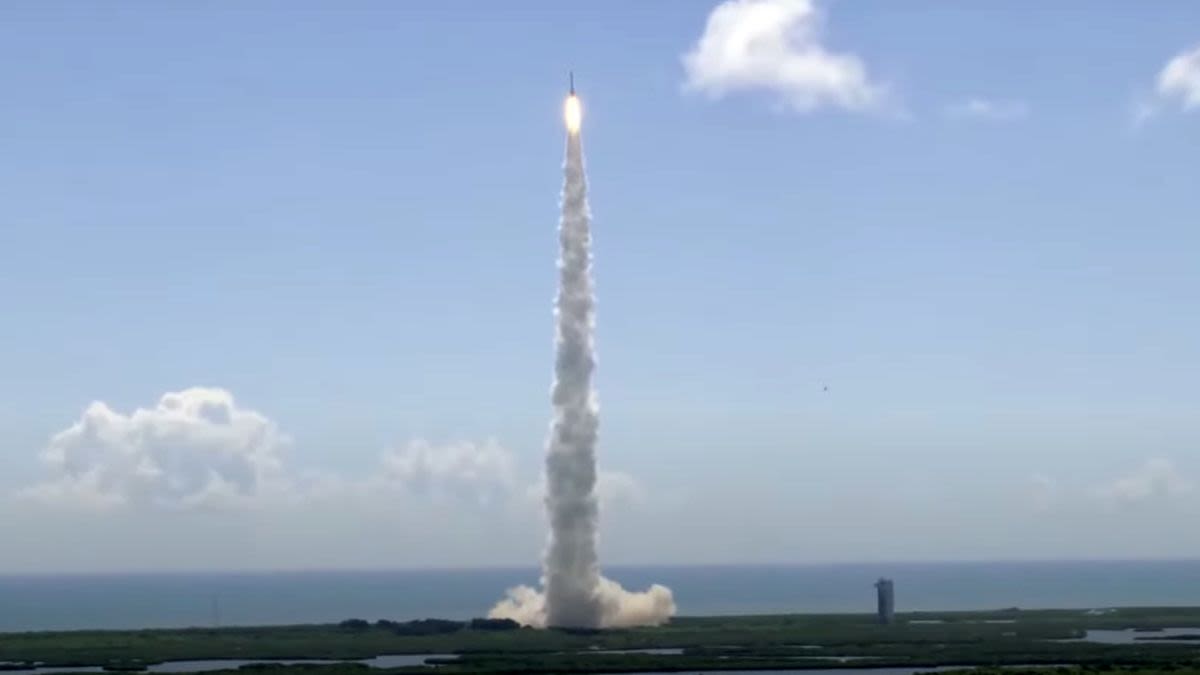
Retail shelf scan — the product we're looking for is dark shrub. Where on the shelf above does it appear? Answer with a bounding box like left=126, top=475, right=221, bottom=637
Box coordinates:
left=555, top=626, right=602, bottom=636
left=469, top=617, right=521, bottom=631
left=391, top=618, right=465, bottom=636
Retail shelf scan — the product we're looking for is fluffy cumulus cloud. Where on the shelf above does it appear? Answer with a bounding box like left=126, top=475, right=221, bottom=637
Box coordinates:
left=21, top=388, right=646, bottom=516
left=1156, top=44, right=1200, bottom=110
left=944, top=98, right=1029, bottom=122
left=21, top=388, right=287, bottom=510
left=682, top=0, right=884, bottom=113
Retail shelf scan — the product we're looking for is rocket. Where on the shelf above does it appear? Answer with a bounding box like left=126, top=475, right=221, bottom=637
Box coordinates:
left=563, top=72, right=582, bottom=133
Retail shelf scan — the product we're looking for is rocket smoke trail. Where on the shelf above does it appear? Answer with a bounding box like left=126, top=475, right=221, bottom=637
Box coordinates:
left=489, top=90, right=675, bottom=629
left=542, top=109, right=605, bottom=627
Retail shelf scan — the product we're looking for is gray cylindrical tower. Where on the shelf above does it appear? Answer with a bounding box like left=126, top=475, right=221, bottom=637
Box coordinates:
left=875, top=578, right=895, bottom=625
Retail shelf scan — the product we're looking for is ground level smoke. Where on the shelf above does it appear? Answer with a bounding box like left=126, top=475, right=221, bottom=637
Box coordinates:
left=488, top=105, right=675, bottom=629
left=490, top=577, right=675, bottom=628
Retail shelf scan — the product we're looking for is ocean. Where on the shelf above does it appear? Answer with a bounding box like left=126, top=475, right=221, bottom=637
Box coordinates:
left=1, top=560, right=1199, bottom=633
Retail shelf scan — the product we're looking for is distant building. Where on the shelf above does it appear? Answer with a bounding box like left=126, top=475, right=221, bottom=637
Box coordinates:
left=875, top=578, right=895, bottom=624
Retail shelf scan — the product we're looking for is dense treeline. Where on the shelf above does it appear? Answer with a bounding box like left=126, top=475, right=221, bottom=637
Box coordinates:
left=338, top=618, right=520, bottom=636
left=1, top=607, right=1200, bottom=673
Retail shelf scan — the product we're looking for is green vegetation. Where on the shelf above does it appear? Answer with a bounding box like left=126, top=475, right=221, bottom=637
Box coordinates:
left=3, top=607, right=1200, bottom=674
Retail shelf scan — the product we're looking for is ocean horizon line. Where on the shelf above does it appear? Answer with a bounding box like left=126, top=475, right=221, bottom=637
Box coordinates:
left=1, top=557, right=1197, bottom=579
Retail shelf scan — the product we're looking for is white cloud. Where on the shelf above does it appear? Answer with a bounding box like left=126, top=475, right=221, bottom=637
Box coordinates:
left=21, top=387, right=649, bottom=517
left=1156, top=44, right=1200, bottom=111
left=1099, top=458, right=1192, bottom=506
left=1023, top=460, right=1195, bottom=513
left=524, top=469, right=646, bottom=511
left=378, top=439, right=517, bottom=505
left=21, top=388, right=288, bottom=511
left=944, top=98, right=1029, bottom=122
left=1132, top=99, right=1159, bottom=128
left=596, top=470, right=645, bottom=507
left=1137, top=43, right=1200, bottom=124
left=682, top=0, right=884, bottom=113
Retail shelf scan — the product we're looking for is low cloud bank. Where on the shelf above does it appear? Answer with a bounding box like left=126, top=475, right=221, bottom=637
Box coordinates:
left=21, top=388, right=643, bottom=515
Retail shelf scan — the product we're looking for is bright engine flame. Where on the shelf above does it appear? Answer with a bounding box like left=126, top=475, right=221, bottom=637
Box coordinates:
left=564, top=95, right=582, bottom=134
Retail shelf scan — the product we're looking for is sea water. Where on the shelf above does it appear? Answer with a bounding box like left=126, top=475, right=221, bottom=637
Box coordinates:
left=1, top=560, right=1198, bottom=632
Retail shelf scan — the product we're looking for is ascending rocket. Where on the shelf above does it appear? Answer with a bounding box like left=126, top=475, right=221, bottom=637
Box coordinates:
left=564, top=72, right=582, bottom=134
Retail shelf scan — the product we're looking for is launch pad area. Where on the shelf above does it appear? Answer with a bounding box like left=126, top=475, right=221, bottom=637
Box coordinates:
left=4, top=607, right=1200, bottom=675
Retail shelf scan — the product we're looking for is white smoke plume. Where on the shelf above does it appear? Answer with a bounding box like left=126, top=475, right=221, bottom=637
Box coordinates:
left=488, top=101, right=675, bottom=628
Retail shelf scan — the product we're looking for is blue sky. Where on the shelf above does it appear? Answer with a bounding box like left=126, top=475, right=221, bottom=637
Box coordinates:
left=0, top=0, right=1198, bottom=572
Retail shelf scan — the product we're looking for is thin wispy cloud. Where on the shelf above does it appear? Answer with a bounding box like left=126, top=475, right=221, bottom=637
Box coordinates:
left=1099, top=458, right=1193, bottom=506
left=944, top=98, right=1029, bottom=122
left=682, top=0, right=886, bottom=113
left=1023, top=459, right=1194, bottom=513
left=1027, top=473, right=1057, bottom=512
left=380, top=439, right=517, bottom=505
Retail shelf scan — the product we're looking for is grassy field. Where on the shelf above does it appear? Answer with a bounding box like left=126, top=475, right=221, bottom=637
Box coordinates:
left=3, top=607, right=1200, bottom=673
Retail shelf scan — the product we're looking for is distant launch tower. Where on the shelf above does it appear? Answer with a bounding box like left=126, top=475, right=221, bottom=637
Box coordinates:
left=875, top=578, right=895, bottom=624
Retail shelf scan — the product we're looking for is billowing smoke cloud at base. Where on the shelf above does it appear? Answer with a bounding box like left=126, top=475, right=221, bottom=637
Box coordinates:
left=490, top=576, right=676, bottom=629
left=488, top=98, right=676, bottom=629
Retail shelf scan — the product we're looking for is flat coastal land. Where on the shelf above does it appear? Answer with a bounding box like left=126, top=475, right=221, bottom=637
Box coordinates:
left=4, top=607, right=1200, bottom=674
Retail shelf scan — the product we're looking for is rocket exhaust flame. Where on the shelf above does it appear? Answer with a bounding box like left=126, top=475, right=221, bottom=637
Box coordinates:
left=488, top=88, right=676, bottom=629
left=564, top=95, right=582, bottom=135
